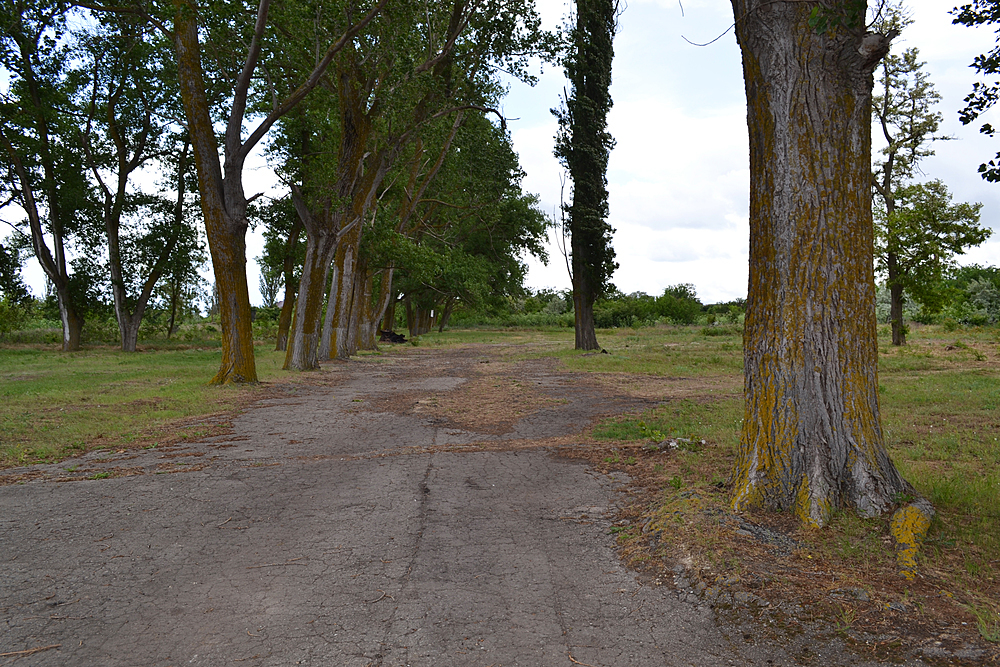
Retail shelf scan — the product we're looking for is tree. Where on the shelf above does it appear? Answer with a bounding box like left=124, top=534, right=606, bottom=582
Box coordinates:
left=76, top=12, right=194, bottom=351
left=387, top=113, right=549, bottom=338
left=876, top=180, right=989, bottom=320
left=0, top=237, right=32, bottom=336
left=729, top=0, right=912, bottom=527
left=553, top=0, right=617, bottom=351
left=0, top=0, right=92, bottom=350
left=952, top=0, right=1000, bottom=181
left=151, top=214, right=205, bottom=339
left=165, top=0, right=384, bottom=382
left=871, top=12, right=951, bottom=345
left=271, top=0, right=545, bottom=368
left=0, top=237, right=31, bottom=304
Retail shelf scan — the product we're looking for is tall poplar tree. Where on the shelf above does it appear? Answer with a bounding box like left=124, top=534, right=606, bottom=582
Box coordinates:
left=553, top=0, right=617, bottom=351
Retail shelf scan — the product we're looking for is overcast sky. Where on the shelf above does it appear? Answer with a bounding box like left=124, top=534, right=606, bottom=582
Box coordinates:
left=7, top=0, right=1000, bottom=306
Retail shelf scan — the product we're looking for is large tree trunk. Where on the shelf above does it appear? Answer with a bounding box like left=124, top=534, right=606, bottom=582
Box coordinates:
left=323, top=226, right=360, bottom=360
left=347, top=257, right=370, bottom=352
left=283, top=230, right=338, bottom=370
left=173, top=2, right=257, bottom=383
left=572, top=267, right=599, bottom=350
left=354, top=262, right=387, bottom=352
left=730, top=0, right=910, bottom=527
left=381, top=293, right=399, bottom=333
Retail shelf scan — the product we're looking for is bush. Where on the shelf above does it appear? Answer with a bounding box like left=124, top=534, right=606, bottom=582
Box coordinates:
left=592, top=285, right=702, bottom=328
left=0, top=296, right=29, bottom=337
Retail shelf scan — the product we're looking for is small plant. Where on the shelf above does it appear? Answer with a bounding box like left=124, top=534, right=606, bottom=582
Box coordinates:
left=623, top=455, right=637, bottom=465
left=88, top=472, right=111, bottom=480
left=668, top=475, right=683, bottom=490
left=604, top=452, right=621, bottom=464
left=835, top=605, right=857, bottom=635
left=966, top=601, right=1000, bottom=643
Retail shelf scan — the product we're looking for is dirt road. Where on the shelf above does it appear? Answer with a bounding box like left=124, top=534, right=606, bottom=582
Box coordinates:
left=1, top=345, right=926, bottom=666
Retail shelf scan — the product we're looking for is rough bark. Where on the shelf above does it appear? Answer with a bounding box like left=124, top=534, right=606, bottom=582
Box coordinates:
left=381, top=293, right=399, bottom=333
left=282, top=224, right=338, bottom=370
left=348, top=257, right=372, bottom=351
left=323, top=224, right=360, bottom=360
left=356, top=267, right=392, bottom=351
left=730, top=0, right=910, bottom=527
left=172, top=1, right=256, bottom=383
left=572, top=242, right=600, bottom=351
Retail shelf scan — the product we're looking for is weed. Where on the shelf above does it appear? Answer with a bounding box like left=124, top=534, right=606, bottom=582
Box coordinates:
left=965, top=600, right=1000, bottom=642
left=88, top=472, right=111, bottom=480
left=623, top=455, right=637, bottom=465
left=835, top=606, right=857, bottom=634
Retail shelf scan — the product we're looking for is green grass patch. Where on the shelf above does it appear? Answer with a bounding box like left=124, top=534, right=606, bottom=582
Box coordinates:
left=0, top=343, right=289, bottom=468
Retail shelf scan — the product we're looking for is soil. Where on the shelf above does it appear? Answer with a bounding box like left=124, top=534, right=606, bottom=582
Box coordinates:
left=0, top=342, right=994, bottom=666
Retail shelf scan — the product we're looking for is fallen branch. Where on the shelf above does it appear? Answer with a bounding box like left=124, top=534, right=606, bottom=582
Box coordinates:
left=246, top=558, right=305, bottom=569
left=365, top=590, right=394, bottom=604
left=0, top=644, right=61, bottom=658
left=568, top=652, right=597, bottom=667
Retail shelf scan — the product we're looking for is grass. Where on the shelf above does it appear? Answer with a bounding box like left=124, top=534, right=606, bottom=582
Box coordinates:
left=0, top=341, right=290, bottom=467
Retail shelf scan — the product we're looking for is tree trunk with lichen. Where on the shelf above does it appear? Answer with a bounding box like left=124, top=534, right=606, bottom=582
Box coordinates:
left=323, top=224, right=361, bottom=360
left=283, top=223, right=339, bottom=370
left=730, top=0, right=911, bottom=527
left=173, top=1, right=256, bottom=383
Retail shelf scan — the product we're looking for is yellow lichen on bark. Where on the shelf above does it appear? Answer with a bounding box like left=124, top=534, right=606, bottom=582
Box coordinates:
left=890, top=501, right=934, bottom=580
left=729, top=0, right=911, bottom=526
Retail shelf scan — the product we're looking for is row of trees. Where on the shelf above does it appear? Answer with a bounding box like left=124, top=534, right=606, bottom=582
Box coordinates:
left=0, top=0, right=553, bottom=377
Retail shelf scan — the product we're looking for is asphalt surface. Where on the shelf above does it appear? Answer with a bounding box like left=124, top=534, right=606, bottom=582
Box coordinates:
left=1, top=348, right=930, bottom=666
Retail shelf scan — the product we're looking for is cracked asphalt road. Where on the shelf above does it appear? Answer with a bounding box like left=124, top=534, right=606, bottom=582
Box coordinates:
left=1, top=347, right=922, bottom=666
